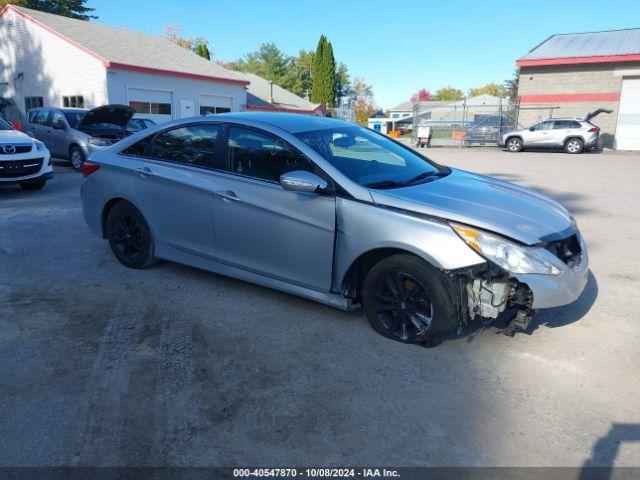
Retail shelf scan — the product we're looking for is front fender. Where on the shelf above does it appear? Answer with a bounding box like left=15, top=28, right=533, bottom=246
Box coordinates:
left=333, top=198, right=485, bottom=289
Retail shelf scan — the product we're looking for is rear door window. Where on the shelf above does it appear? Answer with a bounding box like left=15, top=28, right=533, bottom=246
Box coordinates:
left=150, top=124, right=221, bottom=168
left=554, top=120, right=581, bottom=129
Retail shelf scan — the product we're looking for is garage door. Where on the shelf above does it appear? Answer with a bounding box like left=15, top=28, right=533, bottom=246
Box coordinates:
left=128, top=88, right=173, bottom=125
left=199, top=95, right=232, bottom=116
left=616, top=78, right=640, bottom=150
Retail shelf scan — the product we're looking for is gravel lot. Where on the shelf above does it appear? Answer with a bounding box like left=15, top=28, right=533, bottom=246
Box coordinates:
left=1, top=148, right=639, bottom=468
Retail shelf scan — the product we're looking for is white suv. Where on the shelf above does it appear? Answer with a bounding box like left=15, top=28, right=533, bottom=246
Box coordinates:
left=501, top=118, right=600, bottom=154
left=0, top=118, right=52, bottom=190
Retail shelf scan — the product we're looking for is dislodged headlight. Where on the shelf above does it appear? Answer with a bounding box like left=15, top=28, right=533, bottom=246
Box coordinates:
left=451, top=223, right=560, bottom=275
left=35, top=140, right=47, bottom=151
left=88, top=137, right=110, bottom=146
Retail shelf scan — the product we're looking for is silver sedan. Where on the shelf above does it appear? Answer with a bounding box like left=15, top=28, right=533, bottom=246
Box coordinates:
left=81, top=113, right=588, bottom=344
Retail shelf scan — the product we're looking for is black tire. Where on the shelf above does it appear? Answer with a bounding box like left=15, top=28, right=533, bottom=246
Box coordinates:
left=506, top=137, right=523, bottom=152
left=106, top=201, right=156, bottom=269
left=564, top=137, right=584, bottom=154
left=20, top=178, right=46, bottom=190
left=362, top=254, right=457, bottom=344
left=69, top=146, right=85, bottom=171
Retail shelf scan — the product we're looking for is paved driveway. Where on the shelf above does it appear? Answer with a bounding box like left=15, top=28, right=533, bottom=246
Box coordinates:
left=1, top=150, right=639, bottom=467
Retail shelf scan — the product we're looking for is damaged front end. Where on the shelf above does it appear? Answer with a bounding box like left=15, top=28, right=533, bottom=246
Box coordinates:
left=454, top=264, right=534, bottom=336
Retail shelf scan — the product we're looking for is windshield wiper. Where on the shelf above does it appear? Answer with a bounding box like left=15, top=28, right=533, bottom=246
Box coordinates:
left=363, top=180, right=406, bottom=189
left=403, top=169, right=449, bottom=186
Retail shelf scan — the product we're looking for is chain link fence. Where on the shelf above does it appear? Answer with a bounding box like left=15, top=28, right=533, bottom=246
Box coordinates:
left=405, top=98, right=521, bottom=148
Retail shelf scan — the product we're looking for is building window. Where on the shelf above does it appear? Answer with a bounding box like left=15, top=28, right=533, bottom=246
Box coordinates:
left=129, top=101, right=172, bottom=116
left=391, top=113, right=400, bottom=119
left=24, top=96, right=44, bottom=111
left=200, top=106, right=231, bottom=115
left=63, top=96, right=84, bottom=108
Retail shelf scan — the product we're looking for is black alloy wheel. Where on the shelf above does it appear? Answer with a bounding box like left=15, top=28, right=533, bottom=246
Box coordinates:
left=106, top=202, right=156, bottom=269
left=362, top=254, right=456, bottom=344
left=372, top=271, right=434, bottom=341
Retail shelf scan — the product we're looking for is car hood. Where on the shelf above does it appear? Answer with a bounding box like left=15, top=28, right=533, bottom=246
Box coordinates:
left=370, top=168, right=573, bottom=245
left=77, top=104, right=134, bottom=130
left=0, top=129, right=34, bottom=143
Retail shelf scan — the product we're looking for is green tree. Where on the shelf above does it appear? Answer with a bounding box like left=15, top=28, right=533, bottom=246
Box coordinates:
left=335, top=62, right=351, bottom=100
left=227, top=43, right=290, bottom=84
left=468, top=82, right=508, bottom=98
left=281, top=49, right=315, bottom=97
left=1, top=0, right=95, bottom=19
left=504, top=69, right=520, bottom=102
left=433, top=86, right=464, bottom=101
left=311, top=35, right=336, bottom=107
left=195, top=43, right=211, bottom=61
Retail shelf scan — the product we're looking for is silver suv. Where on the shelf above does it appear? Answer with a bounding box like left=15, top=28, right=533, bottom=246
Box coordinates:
left=501, top=118, right=600, bottom=154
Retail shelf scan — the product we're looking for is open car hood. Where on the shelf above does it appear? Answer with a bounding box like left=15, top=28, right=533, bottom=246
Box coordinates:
left=77, top=104, right=134, bottom=130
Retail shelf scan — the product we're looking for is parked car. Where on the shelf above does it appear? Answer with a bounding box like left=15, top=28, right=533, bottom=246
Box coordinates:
left=464, top=115, right=512, bottom=145
left=0, top=117, right=52, bottom=190
left=501, top=117, right=602, bottom=154
left=81, top=113, right=588, bottom=344
left=26, top=105, right=135, bottom=170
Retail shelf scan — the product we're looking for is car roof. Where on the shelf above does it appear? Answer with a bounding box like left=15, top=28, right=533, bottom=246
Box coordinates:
left=214, top=112, right=356, bottom=133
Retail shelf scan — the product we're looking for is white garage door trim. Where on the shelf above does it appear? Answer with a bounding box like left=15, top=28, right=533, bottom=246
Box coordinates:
left=616, top=77, right=640, bottom=151
left=126, top=86, right=175, bottom=124
left=198, top=93, right=233, bottom=116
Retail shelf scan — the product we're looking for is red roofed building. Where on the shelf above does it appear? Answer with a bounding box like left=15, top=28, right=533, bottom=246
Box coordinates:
left=517, top=28, right=640, bottom=149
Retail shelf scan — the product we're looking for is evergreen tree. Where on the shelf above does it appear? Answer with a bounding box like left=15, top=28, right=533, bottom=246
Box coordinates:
left=195, top=43, right=211, bottom=61
left=311, top=35, right=336, bottom=107
left=2, top=0, right=96, bottom=20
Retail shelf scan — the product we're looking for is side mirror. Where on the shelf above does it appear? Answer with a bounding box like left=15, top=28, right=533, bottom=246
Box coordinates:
left=333, top=136, right=356, bottom=149
left=280, top=171, right=328, bottom=193
left=53, top=120, right=65, bottom=130
left=529, top=127, right=536, bottom=131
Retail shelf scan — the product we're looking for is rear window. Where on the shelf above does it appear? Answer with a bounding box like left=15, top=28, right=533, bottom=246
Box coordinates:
left=554, top=120, right=581, bottom=129
left=121, top=135, right=154, bottom=157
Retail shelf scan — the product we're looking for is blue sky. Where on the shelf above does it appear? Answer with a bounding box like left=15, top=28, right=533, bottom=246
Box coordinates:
left=87, top=0, right=640, bottom=109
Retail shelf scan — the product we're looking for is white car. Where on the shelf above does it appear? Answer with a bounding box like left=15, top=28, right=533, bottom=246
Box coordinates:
left=0, top=118, right=52, bottom=190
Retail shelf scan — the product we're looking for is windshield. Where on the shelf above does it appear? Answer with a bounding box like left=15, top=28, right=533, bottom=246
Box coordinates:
left=295, top=125, right=444, bottom=188
left=127, top=118, right=155, bottom=132
left=0, top=118, right=13, bottom=130
left=63, top=111, right=85, bottom=129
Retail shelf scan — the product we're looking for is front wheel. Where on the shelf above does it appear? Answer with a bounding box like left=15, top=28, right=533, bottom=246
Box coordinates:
left=506, top=137, right=523, bottom=152
left=564, top=138, right=584, bottom=154
left=106, top=201, right=156, bottom=269
left=362, top=254, right=456, bottom=344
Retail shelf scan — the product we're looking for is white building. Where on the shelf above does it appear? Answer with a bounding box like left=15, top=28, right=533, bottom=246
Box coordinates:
left=0, top=5, right=249, bottom=125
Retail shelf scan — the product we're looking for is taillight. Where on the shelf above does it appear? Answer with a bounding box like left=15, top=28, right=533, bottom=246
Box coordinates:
left=588, top=127, right=599, bottom=133
left=82, top=161, right=100, bottom=178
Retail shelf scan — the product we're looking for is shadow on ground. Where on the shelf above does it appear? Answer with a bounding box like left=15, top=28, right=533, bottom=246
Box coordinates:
left=579, top=423, right=640, bottom=479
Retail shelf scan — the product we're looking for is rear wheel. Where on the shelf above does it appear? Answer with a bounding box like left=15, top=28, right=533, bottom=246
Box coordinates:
left=506, top=137, right=523, bottom=152
left=20, top=178, right=46, bottom=190
left=106, top=201, right=156, bottom=269
left=362, top=254, right=456, bottom=344
left=564, top=138, right=584, bottom=154
left=69, top=146, right=85, bottom=171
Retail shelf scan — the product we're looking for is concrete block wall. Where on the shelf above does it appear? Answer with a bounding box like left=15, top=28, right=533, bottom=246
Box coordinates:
left=517, top=63, right=634, bottom=147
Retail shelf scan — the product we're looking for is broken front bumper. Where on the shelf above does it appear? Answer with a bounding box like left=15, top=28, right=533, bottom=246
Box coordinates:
left=513, top=242, right=589, bottom=309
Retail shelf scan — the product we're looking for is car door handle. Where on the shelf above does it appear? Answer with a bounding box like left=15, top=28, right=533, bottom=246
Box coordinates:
left=215, top=190, right=239, bottom=202
left=134, top=166, right=153, bottom=178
